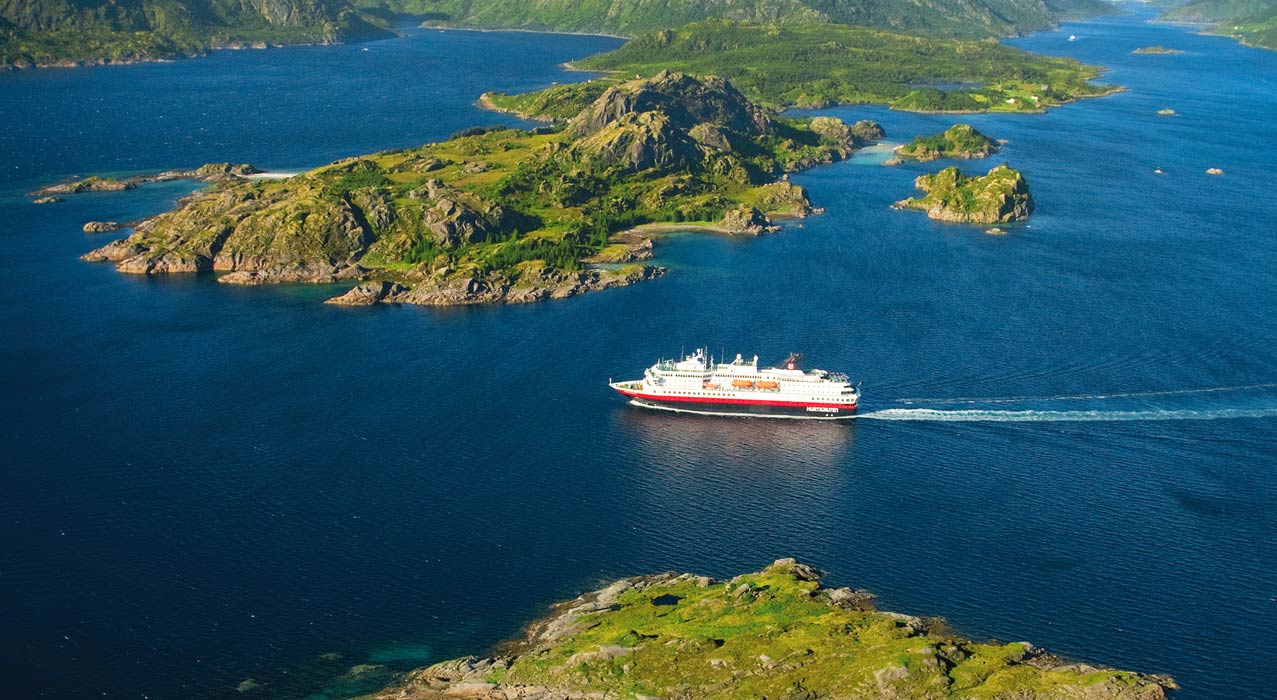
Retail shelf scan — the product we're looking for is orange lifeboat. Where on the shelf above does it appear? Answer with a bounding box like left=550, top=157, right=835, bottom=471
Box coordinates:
left=731, top=379, right=755, bottom=388
left=756, top=380, right=779, bottom=390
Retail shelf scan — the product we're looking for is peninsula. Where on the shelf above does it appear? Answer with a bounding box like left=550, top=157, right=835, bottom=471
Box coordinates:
left=82, top=72, right=883, bottom=306
left=1162, top=0, right=1277, bottom=51
left=371, top=558, right=1174, bottom=700
left=568, top=21, right=1119, bottom=112
left=0, top=0, right=392, bottom=69
left=895, top=124, right=1000, bottom=161
left=894, top=164, right=1035, bottom=224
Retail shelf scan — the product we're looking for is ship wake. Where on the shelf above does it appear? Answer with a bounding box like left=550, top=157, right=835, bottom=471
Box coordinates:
left=858, top=407, right=1277, bottom=422
left=858, top=382, right=1277, bottom=422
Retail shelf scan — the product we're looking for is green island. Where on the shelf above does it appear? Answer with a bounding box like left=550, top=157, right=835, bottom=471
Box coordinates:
left=379, top=0, right=1115, bottom=40
left=1132, top=45, right=1187, bottom=55
left=895, top=124, right=1000, bottom=162
left=0, top=0, right=392, bottom=69
left=560, top=20, right=1119, bottom=112
left=81, top=72, right=885, bottom=306
left=1163, top=0, right=1277, bottom=51
left=894, top=164, right=1035, bottom=224
left=366, top=558, right=1174, bottom=700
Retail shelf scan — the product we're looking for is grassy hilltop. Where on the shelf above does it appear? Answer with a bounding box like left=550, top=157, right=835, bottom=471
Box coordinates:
left=371, top=558, right=1173, bottom=700
left=0, top=0, right=393, bottom=68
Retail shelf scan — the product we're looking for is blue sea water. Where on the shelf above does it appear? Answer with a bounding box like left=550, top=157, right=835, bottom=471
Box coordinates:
left=2, top=8, right=1276, bottom=700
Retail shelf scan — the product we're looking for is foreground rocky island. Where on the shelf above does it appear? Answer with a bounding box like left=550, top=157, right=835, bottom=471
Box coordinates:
left=894, top=164, right=1034, bottom=224
left=371, top=559, right=1173, bottom=700
left=82, top=72, right=883, bottom=306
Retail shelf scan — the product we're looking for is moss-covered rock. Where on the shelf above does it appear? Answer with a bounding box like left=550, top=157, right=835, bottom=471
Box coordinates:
left=372, top=558, right=1173, bottom=700
left=894, top=163, right=1034, bottom=223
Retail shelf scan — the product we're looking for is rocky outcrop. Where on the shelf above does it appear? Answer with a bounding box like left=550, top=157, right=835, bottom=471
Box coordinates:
left=82, top=221, right=122, bottom=233
left=894, top=163, right=1034, bottom=223
left=370, top=558, right=1174, bottom=700
left=566, top=71, right=771, bottom=142
left=35, top=163, right=259, bottom=198
left=721, top=205, right=777, bottom=235
left=38, top=177, right=135, bottom=195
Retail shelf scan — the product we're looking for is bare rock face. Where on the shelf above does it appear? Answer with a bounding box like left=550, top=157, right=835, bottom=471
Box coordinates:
left=721, top=205, right=775, bottom=235
left=324, top=280, right=410, bottom=305
left=566, top=71, right=772, bottom=142
left=82, top=221, right=122, bottom=233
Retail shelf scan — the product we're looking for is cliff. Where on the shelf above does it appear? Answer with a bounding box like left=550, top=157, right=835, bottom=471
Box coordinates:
left=82, top=72, right=881, bottom=306
left=894, top=164, right=1034, bottom=223
left=371, top=558, right=1174, bottom=700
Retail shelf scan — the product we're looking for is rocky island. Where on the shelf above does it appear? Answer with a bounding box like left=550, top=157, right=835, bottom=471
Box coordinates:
left=1133, top=46, right=1187, bottom=55
left=371, top=558, right=1174, bottom=700
left=894, top=164, right=1034, bottom=224
left=894, top=124, right=1000, bottom=162
left=84, top=72, right=883, bottom=306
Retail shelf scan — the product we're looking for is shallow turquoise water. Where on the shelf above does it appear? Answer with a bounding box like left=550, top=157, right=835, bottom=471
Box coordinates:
left=2, top=8, right=1275, bottom=700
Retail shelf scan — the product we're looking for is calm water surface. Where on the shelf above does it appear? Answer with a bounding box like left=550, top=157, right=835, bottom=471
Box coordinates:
left=2, top=9, right=1275, bottom=700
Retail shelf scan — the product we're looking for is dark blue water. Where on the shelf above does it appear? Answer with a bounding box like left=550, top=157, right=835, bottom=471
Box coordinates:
left=3, top=9, right=1276, bottom=700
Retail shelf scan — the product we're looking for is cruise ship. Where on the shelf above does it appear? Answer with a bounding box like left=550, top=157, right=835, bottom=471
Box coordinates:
left=609, top=349, right=859, bottom=419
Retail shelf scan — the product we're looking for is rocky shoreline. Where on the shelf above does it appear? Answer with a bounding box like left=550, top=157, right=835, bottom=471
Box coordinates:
left=34, top=162, right=259, bottom=199
left=369, top=558, right=1175, bottom=700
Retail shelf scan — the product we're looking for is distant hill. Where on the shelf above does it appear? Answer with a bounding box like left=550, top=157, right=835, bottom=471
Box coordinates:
left=362, top=0, right=1116, bottom=38
left=1166, top=0, right=1277, bottom=49
left=0, top=0, right=393, bottom=67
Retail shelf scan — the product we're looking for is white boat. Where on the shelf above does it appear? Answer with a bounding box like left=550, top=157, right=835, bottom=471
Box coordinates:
left=610, top=349, right=859, bottom=420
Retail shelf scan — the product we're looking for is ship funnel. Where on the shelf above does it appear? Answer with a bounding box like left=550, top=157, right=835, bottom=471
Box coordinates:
left=783, top=352, right=804, bottom=370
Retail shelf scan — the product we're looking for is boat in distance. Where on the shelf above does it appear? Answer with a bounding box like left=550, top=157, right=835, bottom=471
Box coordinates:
left=609, top=349, right=859, bottom=419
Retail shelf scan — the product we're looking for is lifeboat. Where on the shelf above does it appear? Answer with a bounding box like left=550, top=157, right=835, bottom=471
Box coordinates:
left=731, top=379, right=755, bottom=388
left=703, top=382, right=720, bottom=390
left=756, top=380, right=779, bottom=390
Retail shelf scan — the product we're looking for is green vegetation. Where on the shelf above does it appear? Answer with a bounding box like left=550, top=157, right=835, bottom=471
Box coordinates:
left=85, top=72, right=882, bottom=305
left=1166, top=0, right=1277, bottom=50
left=375, top=559, right=1173, bottom=700
left=1133, top=45, right=1187, bottom=54
left=0, top=0, right=392, bottom=68
left=359, top=0, right=1115, bottom=39
left=894, top=163, right=1035, bottom=223
left=897, top=123, right=1000, bottom=161
left=572, top=20, right=1119, bottom=111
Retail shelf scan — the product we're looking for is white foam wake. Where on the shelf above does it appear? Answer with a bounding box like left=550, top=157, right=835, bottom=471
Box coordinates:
left=857, top=407, right=1277, bottom=423
left=893, top=382, right=1277, bottom=405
